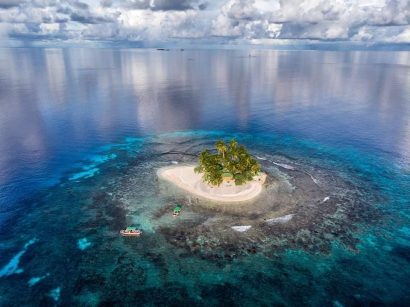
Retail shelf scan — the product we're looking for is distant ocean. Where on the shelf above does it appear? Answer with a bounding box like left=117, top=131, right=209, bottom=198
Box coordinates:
left=0, top=48, right=409, bottom=305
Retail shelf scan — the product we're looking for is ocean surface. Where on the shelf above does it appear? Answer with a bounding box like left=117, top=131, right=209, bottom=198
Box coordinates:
left=0, top=48, right=409, bottom=306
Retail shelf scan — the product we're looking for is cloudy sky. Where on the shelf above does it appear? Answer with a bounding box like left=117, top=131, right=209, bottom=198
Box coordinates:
left=0, top=0, right=409, bottom=46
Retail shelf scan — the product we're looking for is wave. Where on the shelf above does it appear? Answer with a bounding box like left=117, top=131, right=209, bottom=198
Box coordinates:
left=266, top=214, right=294, bottom=224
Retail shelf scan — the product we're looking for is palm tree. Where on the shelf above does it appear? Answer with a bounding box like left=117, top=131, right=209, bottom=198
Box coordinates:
left=215, top=140, right=228, bottom=160
left=195, top=139, right=261, bottom=186
left=228, top=139, right=239, bottom=161
left=195, top=149, right=224, bottom=186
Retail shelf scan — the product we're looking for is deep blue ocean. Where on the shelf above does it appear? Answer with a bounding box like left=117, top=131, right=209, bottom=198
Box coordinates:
left=0, top=48, right=409, bottom=306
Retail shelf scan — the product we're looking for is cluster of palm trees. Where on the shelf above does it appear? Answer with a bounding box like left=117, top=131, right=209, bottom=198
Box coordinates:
left=194, top=139, right=261, bottom=186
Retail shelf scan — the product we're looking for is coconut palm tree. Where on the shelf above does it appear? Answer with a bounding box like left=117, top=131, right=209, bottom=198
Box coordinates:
left=215, top=140, right=228, bottom=160
left=195, top=139, right=261, bottom=186
left=195, top=150, right=224, bottom=186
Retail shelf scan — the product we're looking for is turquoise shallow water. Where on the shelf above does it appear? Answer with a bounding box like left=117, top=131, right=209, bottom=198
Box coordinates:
left=0, top=49, right=410, bottom=305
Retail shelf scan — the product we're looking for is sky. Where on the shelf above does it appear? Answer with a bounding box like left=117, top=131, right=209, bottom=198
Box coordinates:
left=0, top=0, right=409, bottom=48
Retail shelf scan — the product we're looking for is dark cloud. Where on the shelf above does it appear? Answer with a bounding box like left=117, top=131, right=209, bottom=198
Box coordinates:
left=117, top=0, right=197, bottom=11
left=70, top=12, right=115, bottom=24
left=25, top=23, right=41, bottom=33
left=71, top=0, right=89, bottom=10
left=0, top=0, right=24, bottom=9
left=56, top=5, right=73, bottom=15
left=54, top=16, right=70, bottom=24
left=100, top=0, right=112, bottom=8
left=198, top=3, right=207, bottom=10
left=150, top=0, right=194, bottom=11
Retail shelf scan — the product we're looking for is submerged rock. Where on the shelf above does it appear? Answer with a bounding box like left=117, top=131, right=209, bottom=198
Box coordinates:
left=48, top=287, right=61, bottom=302
left=77, top=238, right=92, bottom=250
left=0, top=238, right=38, bottom=277
left=28, top=273, right=50, bottom=287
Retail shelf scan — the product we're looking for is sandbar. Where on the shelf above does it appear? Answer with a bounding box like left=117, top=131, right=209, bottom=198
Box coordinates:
left=157, top=165, right=266, bottom=202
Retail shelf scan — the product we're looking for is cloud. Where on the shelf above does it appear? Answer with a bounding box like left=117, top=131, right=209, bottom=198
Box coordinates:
left=211, top=0, right=410, bottom=43
left=70, top=12, right=115, bottom=24
left=106, top=0, right=199, bottom=11
left=0, top=0, right=409, bottom=45
left=268, top=0, right=410, bottom=41
left=0, top=0, right=24, bottom=9
left=211, top=0, right=282, bottom=39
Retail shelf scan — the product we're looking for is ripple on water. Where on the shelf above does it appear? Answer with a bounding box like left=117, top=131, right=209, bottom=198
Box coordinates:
left=1, top=131, right=409, bottom=305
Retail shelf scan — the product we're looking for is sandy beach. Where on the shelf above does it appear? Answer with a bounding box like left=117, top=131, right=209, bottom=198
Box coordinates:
left=157, top=165, right=266, bottom=202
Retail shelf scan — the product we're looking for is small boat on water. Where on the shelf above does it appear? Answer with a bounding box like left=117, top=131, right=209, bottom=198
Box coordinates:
left=173, top=205, right=182, bottom=217
left=120, top=226, right=142, bottom=237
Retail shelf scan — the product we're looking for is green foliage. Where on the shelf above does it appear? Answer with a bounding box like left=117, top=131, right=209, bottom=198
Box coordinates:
left=194, top=139, right=261, bottom=186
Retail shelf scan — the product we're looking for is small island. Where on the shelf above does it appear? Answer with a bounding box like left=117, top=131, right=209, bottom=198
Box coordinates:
left=157, top=139, right=267, bottom=202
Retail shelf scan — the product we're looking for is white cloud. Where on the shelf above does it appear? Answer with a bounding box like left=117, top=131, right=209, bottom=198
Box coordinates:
left=211, top=0, right=282, bottom=39
left=270, top=0, right=410, bottom=41
left=0, top=0, right=409, bottom=45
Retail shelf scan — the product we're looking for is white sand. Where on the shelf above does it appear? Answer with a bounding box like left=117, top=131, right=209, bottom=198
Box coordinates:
left=157, top=165, right=266, bottom=203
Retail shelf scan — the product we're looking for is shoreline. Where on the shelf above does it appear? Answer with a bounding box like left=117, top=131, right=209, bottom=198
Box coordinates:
left=157, top=164, right=266, bottom=203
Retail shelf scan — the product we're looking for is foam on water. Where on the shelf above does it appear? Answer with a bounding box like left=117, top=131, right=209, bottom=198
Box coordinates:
left=231, top=226, right=252, bottom=232
left=266, top=214, right=294, bottom=224
left=0, top=238, right=38, bottom=278
left=304, top=171, right=320, bottom=185
left=256, top=155, right=295, bottom=170
left=271, top=161, right=295, bottom=170
left=258, top=155, right=320, bottom=186
left=256, top=156, right=267, bottom=161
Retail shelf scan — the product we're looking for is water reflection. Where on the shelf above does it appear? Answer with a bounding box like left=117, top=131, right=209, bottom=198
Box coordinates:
left=0, top=48, right=409, bottom=202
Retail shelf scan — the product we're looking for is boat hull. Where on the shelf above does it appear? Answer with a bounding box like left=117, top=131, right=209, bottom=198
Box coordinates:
left=120, top=230, right=141, bottom=237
